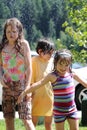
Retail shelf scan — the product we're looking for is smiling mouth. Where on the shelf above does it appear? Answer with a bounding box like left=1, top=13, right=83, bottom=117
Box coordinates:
left=60, top=69, right=66, bottom=73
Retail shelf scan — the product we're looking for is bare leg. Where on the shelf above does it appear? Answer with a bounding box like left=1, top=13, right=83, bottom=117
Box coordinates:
left=32, top=116, right=39, bottom=126
left=22, top=119, right=35, bottom=130
left=44, top=116, right=53, bottom=130
left=55, top=121, right=64, bottom=130
left=5, top=117, right=15, bottom=130
left=67, top=118, right=79, bottom=130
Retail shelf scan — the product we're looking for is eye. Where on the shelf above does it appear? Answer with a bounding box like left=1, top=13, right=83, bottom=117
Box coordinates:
left=12, top=30, right=17, bottom=33
left=6, top=30, right=10, bottom=33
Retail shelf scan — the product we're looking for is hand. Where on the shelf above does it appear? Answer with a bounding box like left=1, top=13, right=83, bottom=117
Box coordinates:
left=25, top=93, right=32, bottom=101
left=0, top=78, right=9, bottom=88
left=17, top=92, right=25, bottom=104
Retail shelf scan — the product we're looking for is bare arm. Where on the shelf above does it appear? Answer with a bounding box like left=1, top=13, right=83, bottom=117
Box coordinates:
left=23, top=40, right=32, bottom=89
left=73, top=72, right=87, bottom=88
left=0, top=65, right=3, bottom=86
left=0, top=53, right=3, bottom=80
left=0, top=53, right=8, bottom=88
left=0, top=66, right=3, bottom=80
left=25, top=74, right=52, bottom=94
left=17, top=73, right=54, bottom=104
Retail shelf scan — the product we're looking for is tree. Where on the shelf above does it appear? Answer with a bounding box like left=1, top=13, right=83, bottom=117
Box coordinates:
left=50, top=0, right=67, bottom=37
left=48, top=19, right=56, bottom=38
left=62, top=0, right=87, bottom=62
left=39, top=0, right=51, bottom=36
left=20, top=0, right=37, bottom=44
left=0, top=0, right=10, bottom=39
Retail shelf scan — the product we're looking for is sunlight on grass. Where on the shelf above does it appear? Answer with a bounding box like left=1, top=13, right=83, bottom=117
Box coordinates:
left=0, top=119, right=87, bottom=130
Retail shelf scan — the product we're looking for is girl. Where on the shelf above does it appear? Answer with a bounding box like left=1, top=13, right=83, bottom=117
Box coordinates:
left=17, top=49, right=87, bottom=130
left=0, top=18, right=35, bottom=130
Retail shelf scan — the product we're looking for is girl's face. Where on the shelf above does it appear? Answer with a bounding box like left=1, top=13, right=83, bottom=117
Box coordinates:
left=56, top=59, right=70, bottom=75
left=6, top=25, right=19, bottom=44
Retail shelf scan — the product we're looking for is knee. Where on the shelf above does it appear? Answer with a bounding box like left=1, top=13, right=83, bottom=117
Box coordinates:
left=22, top=119, right=35, bottom=130
left=22, top=119, right=33, bottom=125
left=45, top=116, right=53, bottom=124
left=5, top=117, right=14, bottom=124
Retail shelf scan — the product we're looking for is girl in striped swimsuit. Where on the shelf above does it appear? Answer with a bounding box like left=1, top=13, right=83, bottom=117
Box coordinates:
left=17, top=49, right=87, bottom=130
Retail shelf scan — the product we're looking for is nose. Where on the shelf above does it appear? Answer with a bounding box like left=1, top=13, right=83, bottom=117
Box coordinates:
left=10, top=32, right=14, bottom=35
left=62, top=65, right=68, bottom=70
left=9, top=32, right=14, bottom=37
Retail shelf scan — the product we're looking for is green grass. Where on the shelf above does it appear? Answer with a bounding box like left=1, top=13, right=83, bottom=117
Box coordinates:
left=0, top=119, right=87, bottom=130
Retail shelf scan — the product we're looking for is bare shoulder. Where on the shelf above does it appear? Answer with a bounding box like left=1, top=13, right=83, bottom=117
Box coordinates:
left=21, top=39, right=30, bottom=53
left=21, top=39, right=29, bottom=47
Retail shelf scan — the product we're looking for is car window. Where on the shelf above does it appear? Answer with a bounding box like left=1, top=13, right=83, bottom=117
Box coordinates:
left=30, top=50, right=38, bottom=57
left=71, top=62, right=86, bottom=69
left=72, top=62, right=83, bottom=69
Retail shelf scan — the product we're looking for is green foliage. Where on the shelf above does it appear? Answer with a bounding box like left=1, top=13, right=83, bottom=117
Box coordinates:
left=50, top=0, right=67, bottom=37
left=64, top=0, right=87, bottom=46
left=48, top=19, right=56, bottom=38
left=0, top=119, right=87, bottom=130
left=62, top=0, right=87, bottom=62
left=0, top=0, right=67, bottom=48
left=0, top=0, right=87, bottom=63
left=20, top=0, right=37, bottom=42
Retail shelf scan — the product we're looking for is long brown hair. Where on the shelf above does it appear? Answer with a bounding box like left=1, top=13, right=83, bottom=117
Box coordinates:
left=0, top=17, right=24, bottom=54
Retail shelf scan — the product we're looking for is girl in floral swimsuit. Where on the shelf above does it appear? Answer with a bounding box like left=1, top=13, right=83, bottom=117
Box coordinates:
left=17, top=49, right=87, bottom=130
left=0, top=18, right=35, bottom=130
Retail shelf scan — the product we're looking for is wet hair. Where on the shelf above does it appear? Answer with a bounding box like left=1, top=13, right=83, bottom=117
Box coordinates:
left=36, top=39, right=55, bottom=54
left=54, top=49, right=72, bottom=70
left=0, top=17, right=24, bottom=54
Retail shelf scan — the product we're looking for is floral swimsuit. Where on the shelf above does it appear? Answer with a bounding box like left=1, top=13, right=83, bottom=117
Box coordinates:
left=1, top=50, right=31, bottom=119
left=2, top=51, right=25, bottom=82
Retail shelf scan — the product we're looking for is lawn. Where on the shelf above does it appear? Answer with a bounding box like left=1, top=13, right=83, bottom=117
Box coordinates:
left=0, top=119, right=87, bottom=130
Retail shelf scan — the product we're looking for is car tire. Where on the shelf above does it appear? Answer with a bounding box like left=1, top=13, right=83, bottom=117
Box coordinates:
left=75, top=85, right=87, bottom=110
left=81, top=98, right=87, bottom=126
